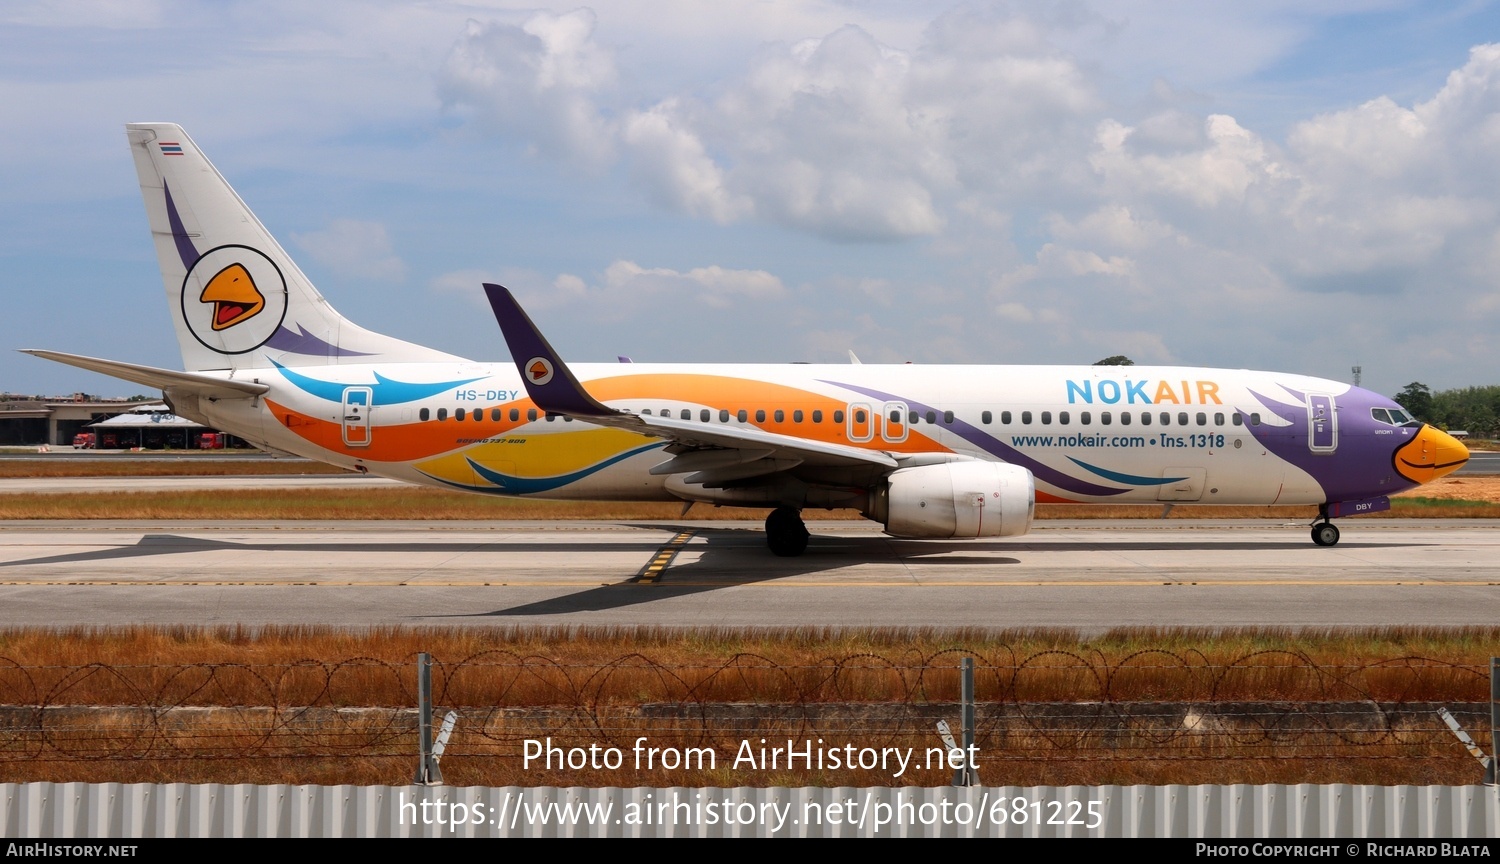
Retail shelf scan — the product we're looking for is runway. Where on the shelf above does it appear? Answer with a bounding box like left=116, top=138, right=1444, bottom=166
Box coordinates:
left=0, top=519, right=1496, bottom=631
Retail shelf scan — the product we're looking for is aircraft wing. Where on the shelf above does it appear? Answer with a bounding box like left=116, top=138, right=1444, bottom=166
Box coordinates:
left=482, top=284, right=896, bottom=473
left=19, top=350, right=270, bottom=400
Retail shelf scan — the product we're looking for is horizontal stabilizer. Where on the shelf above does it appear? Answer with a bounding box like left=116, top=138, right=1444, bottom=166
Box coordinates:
left=19, top=350, right=269, bottom=400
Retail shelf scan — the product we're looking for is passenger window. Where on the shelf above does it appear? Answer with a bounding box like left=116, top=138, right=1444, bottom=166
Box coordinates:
left=1120, top=411, right=1131, bottom=426
left=491, top=408, right=501, bottom=421
left=794, top=410, right=804, bottom=422
left=755, top=409, right=766, bottom=423
left=1178, top=412, right=1189, bottom=426
left=1196, top=412, right=1207, bottom=426
left=545, top=414, right=555, bottom=422
left=420, top=408, right=430, bottom=421
left=1041, top=411, right=1052, bottom=425
left=1101, top=411, right=1111, bottom=426
left=1159, top=412, right=1170, bottom=426
left=1001, top=411, right=1012, bottom=424
left=854, top=409, right=866, bottom=423
left=1021, top=411, right=1032, bottom=424
left=813, top=410, right=824, bottom=423
left=981, top=410, right=992, bottom=424
left=437, top=408, right=448, bottom=421
left=474, top=410, right=483, bottom=422
left=1251, top=413, right=1262, bottom=426
left=1233, top=413, right=1243, bottom=426
left=833, top=410, right=844, bottom=423
left=909, top=410, right=919, bottom=424
left=642, top=408, right=652, bottom=415
left=509, top=408, right=519, bottom=422
left=527, top=409, right=538, bottom=421
left=1059, top=411, right=1069, bottom=425
left=1214, top=412, right=1224, bottom=426
left=737, top=410, right=748, bottom=422
left=700, top=409, right=710, bottom=422
left=943, top=410, right=954, bottom=424
left=1139, top=412, right=1150, bottom=426
left=1080, top=411, right=1091, bottom=425
left=925, top=411, right=936, bottom=424
left=719, top=409, right=730, bottom=422
left=774, top=410, right=784, bottom=422
left=681, top=409, right=690, bottom=420
left=456, top=408, right=466, bottom=421
left=889, top=410, right=901, bottom=423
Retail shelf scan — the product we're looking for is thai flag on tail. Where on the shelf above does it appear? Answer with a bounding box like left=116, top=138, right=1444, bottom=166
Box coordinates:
left=159, top=142, right=184, bottom=156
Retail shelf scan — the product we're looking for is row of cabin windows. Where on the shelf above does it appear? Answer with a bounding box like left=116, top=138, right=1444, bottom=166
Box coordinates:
left=979, top=409, right=1261, bottom=427
left=418, top=407, right=573, bottom=423
left=640, top=408, right=845, bottom=424
left=414, top=405, right=1262, bottom=428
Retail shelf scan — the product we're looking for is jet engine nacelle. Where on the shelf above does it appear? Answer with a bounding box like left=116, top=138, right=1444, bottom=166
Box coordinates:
left=872, top=461, right=1035, bottom=539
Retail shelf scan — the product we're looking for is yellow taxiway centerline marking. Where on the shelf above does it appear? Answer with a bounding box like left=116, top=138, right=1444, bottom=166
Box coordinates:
left=630, top=530, right=697, bottom=584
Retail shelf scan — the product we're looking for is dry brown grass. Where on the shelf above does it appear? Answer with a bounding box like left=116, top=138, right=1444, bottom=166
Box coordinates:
left=0, top=625, right=1495, bottom=786
left=2, top=484, right=1499, bottom=520
left=0, top=458, right=346, bottom=478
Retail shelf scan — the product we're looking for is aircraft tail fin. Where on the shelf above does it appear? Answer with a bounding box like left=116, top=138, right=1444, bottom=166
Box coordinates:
left=125, top=123, right=462, bottom=372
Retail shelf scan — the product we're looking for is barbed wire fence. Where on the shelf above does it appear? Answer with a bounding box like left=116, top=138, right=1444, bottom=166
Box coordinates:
left=0, top=649, right=1493, bottom=785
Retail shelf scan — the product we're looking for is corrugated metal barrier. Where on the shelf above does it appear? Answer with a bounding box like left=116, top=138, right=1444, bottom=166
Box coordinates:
left=3, top=783, right=1499, bottom=837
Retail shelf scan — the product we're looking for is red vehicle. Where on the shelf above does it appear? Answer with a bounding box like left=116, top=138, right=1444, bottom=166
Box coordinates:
left=199, top=432, right=227, bottom=449
left=71, top=432, right=95, bottom=449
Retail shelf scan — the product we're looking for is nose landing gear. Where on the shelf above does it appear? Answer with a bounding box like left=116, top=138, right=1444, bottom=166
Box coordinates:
left=1310, top=505, right=1341, bottom=547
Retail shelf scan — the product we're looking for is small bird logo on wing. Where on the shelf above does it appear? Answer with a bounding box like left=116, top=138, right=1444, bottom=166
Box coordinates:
left=525, top=357, right=555, bottom=386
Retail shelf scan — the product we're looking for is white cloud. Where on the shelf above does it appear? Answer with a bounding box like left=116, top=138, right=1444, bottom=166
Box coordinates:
left=601, top=260, right=785, bottom=307
left=290, top=219, right=406, bottom=281
left=438, top=10, right=617, bottom=167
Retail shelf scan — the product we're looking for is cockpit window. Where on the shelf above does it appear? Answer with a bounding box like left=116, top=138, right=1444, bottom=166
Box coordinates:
left=1373, top=408, right=1418, bottom=426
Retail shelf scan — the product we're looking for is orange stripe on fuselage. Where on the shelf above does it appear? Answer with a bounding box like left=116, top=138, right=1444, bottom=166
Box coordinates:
left=587, top=374, right=949, bottom=454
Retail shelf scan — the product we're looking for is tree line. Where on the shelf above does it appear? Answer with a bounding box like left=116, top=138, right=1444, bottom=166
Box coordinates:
left=1395, top=383, right=1499, bottom=438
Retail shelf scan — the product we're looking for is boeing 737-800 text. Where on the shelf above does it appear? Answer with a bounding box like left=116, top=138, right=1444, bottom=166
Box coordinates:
left=23, top=124, right=1470, bottom=556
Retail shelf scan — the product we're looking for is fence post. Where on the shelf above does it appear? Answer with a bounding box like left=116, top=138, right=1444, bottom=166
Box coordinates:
left=952, top=657, right=978, bottom=787
left=1490, top=657, right=1498, bottom=786
left=414, top=652, right=443, bottom=785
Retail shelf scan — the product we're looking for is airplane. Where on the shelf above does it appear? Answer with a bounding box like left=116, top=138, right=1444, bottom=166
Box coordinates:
left=23, top=123, right=1471, bottom=556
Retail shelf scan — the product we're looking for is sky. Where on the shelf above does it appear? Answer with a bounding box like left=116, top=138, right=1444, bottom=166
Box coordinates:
left=2, top=0, right=1499, bottom=400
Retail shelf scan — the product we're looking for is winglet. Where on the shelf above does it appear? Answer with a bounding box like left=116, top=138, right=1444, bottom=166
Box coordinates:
left=482, top=283, right=616, bottom=418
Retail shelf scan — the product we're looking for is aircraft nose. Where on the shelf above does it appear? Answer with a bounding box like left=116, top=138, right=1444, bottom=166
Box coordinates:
left=1393, top=425, right=1470, bottom=484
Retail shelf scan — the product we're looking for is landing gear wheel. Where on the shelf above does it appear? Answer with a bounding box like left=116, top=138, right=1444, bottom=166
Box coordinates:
left=1311, top=522, right=1340, bottom=547
left=765, top=506, right=809, bottom=557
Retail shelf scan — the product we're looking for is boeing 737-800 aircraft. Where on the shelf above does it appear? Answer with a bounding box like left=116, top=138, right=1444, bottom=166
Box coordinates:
left=24, top=124, right=1470, bottom=556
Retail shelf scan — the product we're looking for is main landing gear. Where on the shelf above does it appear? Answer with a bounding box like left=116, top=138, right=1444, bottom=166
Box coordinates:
left=1310, top=505, right=1341, bottom=547
left=766, top=506, right=809, bottom=557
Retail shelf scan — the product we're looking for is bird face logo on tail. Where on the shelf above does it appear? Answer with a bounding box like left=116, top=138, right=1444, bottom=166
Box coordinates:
left=179, top=244, right=288, bottom=354
left=201, top=263, right=264, bottom=330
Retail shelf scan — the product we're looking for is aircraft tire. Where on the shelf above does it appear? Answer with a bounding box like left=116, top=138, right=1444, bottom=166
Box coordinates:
left=766, top=507, right=809, bottom=557
left=1311, top=522, right=1340, bottom=547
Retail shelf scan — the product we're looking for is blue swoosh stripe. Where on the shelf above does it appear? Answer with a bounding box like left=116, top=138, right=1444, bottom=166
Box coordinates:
left=272, top=360, right=483, bottom=405
left=458, top=443, right=667, bottom=495
left=1066, top=456, right=1185, bottom=487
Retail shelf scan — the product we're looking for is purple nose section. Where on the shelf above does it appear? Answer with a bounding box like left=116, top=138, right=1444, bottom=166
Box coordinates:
left=482, top=283, right=615, bottom=418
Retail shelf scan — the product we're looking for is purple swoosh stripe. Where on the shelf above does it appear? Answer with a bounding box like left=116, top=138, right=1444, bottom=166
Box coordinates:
left=265, top=324, right=375, bottom=358
left=163, top=181, right=199, bottom=271
left=1246, top=384, right=1415, bottom=501
left=820, top=380, right=1128, bottom=498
